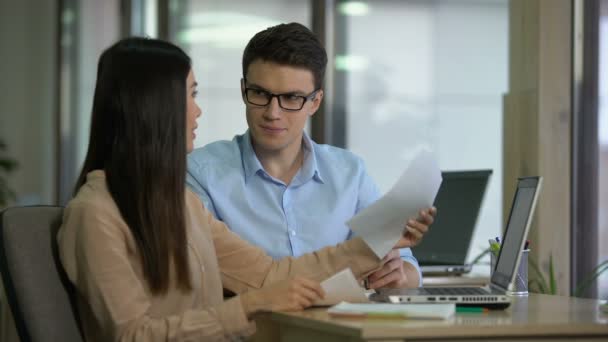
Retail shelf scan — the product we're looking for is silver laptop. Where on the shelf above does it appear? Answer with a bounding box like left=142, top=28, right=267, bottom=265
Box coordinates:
left=416, top=170, right=492, bottom=275
left=371, top=176, right=542, bottom=309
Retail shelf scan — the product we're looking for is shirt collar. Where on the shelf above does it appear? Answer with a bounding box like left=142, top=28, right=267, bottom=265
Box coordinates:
left=240, top=130, right=324, bottom=185
left=296, top=132, right=324, bottom=185
left=241, top=130, right=265, bottom=183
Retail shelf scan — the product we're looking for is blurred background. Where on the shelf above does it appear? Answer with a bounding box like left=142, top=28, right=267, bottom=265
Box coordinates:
left=0, top=0, right=606, bottom=322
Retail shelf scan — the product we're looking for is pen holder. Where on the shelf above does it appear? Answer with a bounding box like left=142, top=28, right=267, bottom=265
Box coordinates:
left=491, top=249, right=529, bottom=296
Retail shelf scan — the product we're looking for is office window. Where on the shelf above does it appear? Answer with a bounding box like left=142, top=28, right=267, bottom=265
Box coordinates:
left=169, top=0, right=311, bottom=148
left=58, top=0, right=121, bottom=204
left=339, top=0, right=508, bottom=264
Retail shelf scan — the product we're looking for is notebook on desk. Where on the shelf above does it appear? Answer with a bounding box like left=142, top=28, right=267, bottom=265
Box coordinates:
left=371, top=176, right=542, bottom=310
left=415, top=170, right=492, bottom=276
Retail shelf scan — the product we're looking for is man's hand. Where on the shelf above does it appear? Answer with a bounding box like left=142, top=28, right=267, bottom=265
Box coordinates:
left=367, top=249, right=410, bottom=289
left=393, top=207, right=437, bottom=249
left=368, top=207, right=436, bottom=289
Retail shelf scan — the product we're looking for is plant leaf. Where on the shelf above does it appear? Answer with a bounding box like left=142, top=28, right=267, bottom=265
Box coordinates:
left=528, top=256, right=549, bottom=294
left=574, top=260, right=608, bottom=297
left=470, top=247, right=491, bottom=265
left=0, top=159, right=18, bottom=171
left=549, top=255, right=557, bottom=295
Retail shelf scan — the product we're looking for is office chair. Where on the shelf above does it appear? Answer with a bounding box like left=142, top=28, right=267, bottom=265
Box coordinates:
left=0, top=206, right=83, bottom=342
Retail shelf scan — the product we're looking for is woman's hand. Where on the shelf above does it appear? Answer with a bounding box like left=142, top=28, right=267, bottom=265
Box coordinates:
left=393, top=207, right=437, bottom=249
left=240, top=277, right=325, bottom=318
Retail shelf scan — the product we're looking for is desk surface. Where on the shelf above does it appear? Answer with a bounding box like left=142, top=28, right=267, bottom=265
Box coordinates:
left=254, top=294, right=608, bottom=341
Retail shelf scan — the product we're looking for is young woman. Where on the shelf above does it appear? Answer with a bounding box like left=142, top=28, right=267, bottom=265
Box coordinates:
left=58, top=37, right=430, bottom=341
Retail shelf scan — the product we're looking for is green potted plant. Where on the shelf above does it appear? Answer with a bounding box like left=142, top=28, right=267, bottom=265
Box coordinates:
left=0, top=139, right=18, bottom=208
left=529, top=256, right=608, bottom=297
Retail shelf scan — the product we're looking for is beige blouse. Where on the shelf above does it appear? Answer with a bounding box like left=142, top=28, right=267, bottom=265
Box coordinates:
left=58, top=171, right=380, bottom=341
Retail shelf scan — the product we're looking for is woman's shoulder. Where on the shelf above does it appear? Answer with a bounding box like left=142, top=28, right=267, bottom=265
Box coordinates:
left=67, top=172, right=117, bottom=214
left=185, top=188, right=208, bottom=217
left=62, top=171, right=128, bottom=240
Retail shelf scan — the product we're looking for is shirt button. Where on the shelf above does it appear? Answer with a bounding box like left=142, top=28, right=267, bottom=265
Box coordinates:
left=291, top=230, right=296, bottom=236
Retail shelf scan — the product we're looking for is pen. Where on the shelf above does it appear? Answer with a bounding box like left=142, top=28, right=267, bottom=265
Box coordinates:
left=456, top=307, right=489, bottom=313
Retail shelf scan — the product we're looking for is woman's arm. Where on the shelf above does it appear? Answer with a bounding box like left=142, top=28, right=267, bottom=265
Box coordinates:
left=199, top=200, right=381, bottom=294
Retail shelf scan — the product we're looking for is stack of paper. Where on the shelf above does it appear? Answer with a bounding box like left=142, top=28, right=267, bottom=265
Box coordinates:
left=328, top=302, right=455, bottom=320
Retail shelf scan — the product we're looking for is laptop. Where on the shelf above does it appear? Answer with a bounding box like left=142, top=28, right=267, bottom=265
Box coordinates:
left=371, top=176, right=542, bottom=309
left=415, top=170, right=492, bottom=275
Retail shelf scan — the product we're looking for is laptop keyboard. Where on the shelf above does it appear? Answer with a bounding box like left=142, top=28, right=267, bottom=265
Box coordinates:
left=419, top=287, right=490, bottom=295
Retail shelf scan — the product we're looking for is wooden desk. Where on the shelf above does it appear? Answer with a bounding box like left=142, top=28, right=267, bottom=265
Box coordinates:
left=253, top=294, right=608, bottom=341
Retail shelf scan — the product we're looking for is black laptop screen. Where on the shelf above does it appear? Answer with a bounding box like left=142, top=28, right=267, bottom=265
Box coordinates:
left=413, top=170, right=491, bottom=265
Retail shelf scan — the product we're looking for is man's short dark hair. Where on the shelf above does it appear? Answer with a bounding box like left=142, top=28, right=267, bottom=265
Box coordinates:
left=242, top=22, right=327, bottom=90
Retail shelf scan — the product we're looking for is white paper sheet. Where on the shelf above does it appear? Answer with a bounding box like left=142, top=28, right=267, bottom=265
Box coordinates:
left=348, top=149, right=442, bottom=258
left=313, top=268, right=368, bottom=306
left=327, top=302, right=455, bottom=320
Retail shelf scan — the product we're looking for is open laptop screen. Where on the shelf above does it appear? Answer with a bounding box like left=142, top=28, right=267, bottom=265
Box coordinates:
left=491, top=177, right=541, bottom=290
left=413, top=170, right=492, bottom=265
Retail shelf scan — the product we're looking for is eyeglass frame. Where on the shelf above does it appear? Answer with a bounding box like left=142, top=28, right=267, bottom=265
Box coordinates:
left=241, top=77, right=321, bottom=111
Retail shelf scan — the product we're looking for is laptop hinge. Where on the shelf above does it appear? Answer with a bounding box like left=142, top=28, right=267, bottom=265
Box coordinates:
left=489, top=283, right=508, bottom=292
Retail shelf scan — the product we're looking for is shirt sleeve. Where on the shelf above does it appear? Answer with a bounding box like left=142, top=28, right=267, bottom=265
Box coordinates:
left=60, top=203, right=253, bottom=342
left=399, top=248, right=423, bottom=286
left=354, top=157, right=423, bottom=285
left=354, top=158, right=382, bottom=214
left=200, top=204, right=382, bottom=294
left=186, top=161, right=219, bottom=219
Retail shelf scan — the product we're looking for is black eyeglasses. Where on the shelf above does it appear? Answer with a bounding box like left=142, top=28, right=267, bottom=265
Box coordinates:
left=243, top=82, right=320, bottom=111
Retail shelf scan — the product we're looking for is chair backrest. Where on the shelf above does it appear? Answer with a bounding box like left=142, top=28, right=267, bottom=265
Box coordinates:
left=0, top=206, right=83, bottom=342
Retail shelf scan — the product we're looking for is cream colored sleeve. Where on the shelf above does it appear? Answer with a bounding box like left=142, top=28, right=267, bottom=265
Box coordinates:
left=59, top=202, right=253, bottom=342
left=202, top=204, right=381, bottom=294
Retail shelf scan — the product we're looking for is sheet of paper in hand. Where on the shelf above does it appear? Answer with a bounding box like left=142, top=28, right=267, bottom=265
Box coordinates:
left=314, top=268, right=368, bottom=306
left=347, top=149, right=442, bottom=259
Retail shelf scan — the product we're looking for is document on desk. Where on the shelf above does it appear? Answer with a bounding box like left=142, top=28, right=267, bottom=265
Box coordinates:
left=314, top=268, right=368, bottom=306
left=348, top=149, right=442, bottom=259
left=328, top=302, right=455, bottom=320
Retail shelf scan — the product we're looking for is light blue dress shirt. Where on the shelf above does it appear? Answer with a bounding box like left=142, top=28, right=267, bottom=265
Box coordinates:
left=187, top=130, right=421, bottom=282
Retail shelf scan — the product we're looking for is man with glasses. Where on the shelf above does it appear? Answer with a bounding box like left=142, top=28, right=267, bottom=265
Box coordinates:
left=187, top=22, right=435, bottom=289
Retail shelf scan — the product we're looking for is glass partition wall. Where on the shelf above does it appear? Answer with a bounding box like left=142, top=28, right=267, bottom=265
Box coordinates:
left=168, top=0, right=312, bottom=148
left=335, top=0, right=508, bottom=264
left=55, top=0, right=509, bottom=268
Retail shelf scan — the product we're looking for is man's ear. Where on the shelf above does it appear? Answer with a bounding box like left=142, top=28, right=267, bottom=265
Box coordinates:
left=309, top=89, right=324, bottom=117
left=240, top=78, right=246, bottom=103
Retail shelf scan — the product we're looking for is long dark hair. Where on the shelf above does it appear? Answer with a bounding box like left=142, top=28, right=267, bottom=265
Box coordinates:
left=74, top=37, right=192, bottom=294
